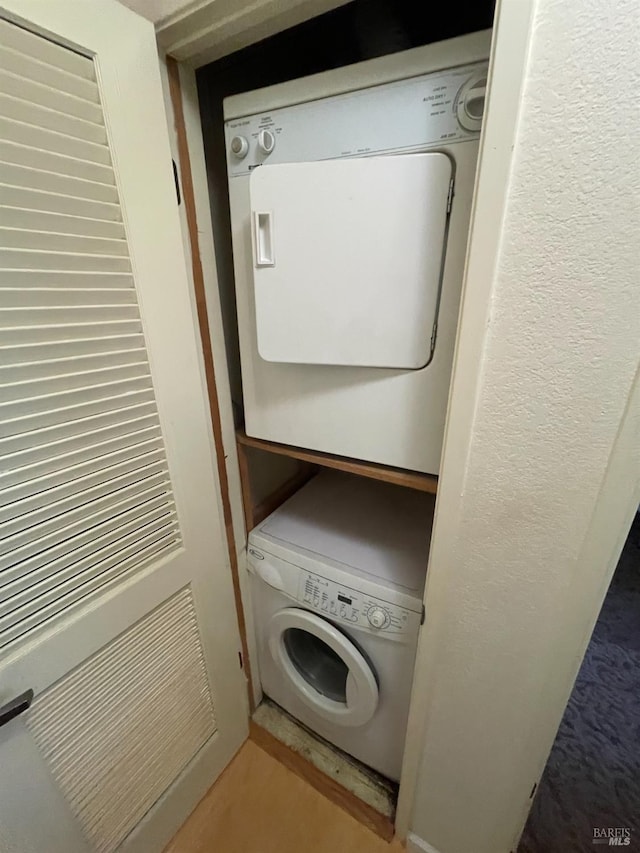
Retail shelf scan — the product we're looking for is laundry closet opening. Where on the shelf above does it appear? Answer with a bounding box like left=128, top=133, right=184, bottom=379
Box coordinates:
left=194, top=0, right=495, bottom=832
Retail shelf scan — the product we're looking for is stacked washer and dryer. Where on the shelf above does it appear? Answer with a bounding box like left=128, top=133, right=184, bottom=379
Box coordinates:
left=223, top=30, right=489, bottom=781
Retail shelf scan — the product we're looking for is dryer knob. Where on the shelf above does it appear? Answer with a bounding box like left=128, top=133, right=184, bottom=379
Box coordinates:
left=367, top=607, right=389, bottom=629
left=230, top=135, right=249, bottom=159
left=457, top=75, right=487, bottom=132
left=258, top=129, right=276, bottom=155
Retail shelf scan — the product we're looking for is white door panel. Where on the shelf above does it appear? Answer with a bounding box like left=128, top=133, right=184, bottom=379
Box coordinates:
left=250, top=153, right=452, bottom=369
left=0, top=719, right=91, bottom=853
left=0, top=4, right=246, bottom=851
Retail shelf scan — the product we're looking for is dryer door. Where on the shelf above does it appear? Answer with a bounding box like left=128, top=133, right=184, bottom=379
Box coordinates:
left=250, top=153, right=452, bottom=369
left=268, top=608, right=378, bottom=727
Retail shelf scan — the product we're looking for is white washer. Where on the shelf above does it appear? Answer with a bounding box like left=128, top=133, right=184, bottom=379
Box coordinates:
left=224, top=30, right=491, bottom=475
left=247, top=472, right=435, bottom=781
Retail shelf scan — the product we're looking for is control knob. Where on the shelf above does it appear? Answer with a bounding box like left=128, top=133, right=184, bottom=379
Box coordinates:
left=230, top=135, right=249, bottom=159
left=258, top=129, right=276, bottom=155
left=456, top=74, right=486, bottom=131
left=367, top=607, right=389, bottom=629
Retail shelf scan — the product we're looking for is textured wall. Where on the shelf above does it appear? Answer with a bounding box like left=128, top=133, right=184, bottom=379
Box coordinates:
left=409, top=0, right=640, bottom=851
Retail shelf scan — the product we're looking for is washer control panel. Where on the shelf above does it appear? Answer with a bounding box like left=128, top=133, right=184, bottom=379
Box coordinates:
left=226, top=60, right=488, bottom=177
left=297, top=571, right=415, bottom=636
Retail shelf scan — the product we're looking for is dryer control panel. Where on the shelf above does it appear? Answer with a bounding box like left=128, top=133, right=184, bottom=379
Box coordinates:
left=297, top=571, right=417, bottom=637
left=225, top=60, right=488, bottom=177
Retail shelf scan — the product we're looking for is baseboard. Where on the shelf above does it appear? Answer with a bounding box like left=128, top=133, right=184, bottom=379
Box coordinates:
left=406, top=831, right=444, bottom=853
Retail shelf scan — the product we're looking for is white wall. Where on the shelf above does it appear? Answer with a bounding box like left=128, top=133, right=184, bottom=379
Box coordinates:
left=406, top=0, right=640, bottom=851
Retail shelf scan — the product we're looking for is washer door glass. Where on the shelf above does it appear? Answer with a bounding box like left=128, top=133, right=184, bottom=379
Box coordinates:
left=268, top=608, right=379, bottom=727
left=283, top=627, right=348, bottom=703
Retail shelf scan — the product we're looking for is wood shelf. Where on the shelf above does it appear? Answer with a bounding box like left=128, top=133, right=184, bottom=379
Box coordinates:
left=236, top=429, right=438, bottom=495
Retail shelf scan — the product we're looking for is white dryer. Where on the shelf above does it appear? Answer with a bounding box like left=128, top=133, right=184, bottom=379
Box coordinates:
left=247, top=472, right=435, bottom=781
left=225, top=30, right=490, bottom=475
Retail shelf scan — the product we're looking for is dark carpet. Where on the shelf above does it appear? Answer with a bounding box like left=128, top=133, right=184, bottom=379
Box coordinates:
left=518, top=516, right=640, bottom=852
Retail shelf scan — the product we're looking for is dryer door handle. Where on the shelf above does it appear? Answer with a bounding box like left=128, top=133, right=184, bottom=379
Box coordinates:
left=253, top=211, right=275, bottom=267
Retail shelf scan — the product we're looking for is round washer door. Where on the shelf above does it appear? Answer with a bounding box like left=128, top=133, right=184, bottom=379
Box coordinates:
left=268, top=608, right=379, bottom=727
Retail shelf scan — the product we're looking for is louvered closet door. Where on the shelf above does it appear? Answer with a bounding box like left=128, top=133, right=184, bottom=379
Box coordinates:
left=0, top=5, right=247, bottom=853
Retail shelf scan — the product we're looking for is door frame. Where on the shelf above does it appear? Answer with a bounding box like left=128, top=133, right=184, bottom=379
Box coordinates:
left=160, top=1, right=640, bottom=850
left=158, top=2, right=524, bottom=838
left=160, top=56, right=262, bottom=709
left=158, top=8, right=520, bottom=838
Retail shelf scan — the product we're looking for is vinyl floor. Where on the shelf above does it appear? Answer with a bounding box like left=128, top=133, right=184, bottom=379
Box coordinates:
left=165, top=739, right=404, bottom=853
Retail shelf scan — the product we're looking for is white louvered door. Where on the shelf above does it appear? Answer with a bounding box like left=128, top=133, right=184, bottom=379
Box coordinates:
left=0, top=4, right=248, bottom=852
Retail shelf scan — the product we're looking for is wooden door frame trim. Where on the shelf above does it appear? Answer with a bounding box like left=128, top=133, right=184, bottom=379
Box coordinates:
left=166, top=56, right=254, bottom=710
